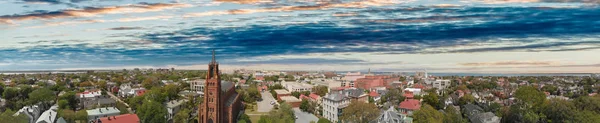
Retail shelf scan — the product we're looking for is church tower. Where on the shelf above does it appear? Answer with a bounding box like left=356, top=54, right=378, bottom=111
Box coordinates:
left=199, top=50, right=222, bottom=123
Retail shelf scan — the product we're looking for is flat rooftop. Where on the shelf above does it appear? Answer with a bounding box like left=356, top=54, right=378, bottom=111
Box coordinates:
left=274, top=89, right=291, bottom=94
left=279, top=96, right=301, bottom=102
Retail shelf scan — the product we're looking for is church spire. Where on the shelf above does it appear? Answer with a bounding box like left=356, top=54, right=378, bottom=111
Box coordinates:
left=211, top=49, right=216, bottom=64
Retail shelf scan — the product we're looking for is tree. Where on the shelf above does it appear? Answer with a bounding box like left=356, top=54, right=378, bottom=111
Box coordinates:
left=573, top=96, right=600, bottom=114
left=98, top=80, right=107, bottom=89
left=317, top=118, right=331, bottom=123
left=76, top=110, right=88, bottom=122
left=164, top=84, right=180, bottom=100
left=300, top=99, right=310, bottom=112
left=2, top=87, right=19, bottom=100
left=313, top=86, right=329, bottom=97
left=0, top=109, right=29, bottom=123
left=413, top=104, right=443, bottom=123
left=145, top=87, right=166, bottom=103
left=422, top=92, right=440, bottom=109
left=459, top=94, right=475, bottom=106
left=116, top=102, right=129, bottom=114
left=128, top=95, right=145, bottom=110
left=138, top=100, right=168, bottom=123
left=340, top=100, right=380, bottom=123
left=514, top=86, right=547, bottom=111
left=58, top=100, right=69, bottom=109
left=28, top=88, right=56, bottom=108
left=573, top=110, right=600, bottom=123
left=443, top=106, right=465, bottom=123
left=58, top=91, right=78, bottom=110
left=543, top=99, right=575, bottom=123
left=174, top=108, right=191, bottom=123
left=59, top=109, right=78, bottom=123
left=238, top=113, right=251, bottom=123
left=291, top=91, right=301, bottom=98
left=258, top=103, right=295, bottom=123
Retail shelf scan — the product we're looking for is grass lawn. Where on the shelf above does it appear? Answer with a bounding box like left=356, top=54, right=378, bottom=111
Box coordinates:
left=244, top=104, right=270, bottom=123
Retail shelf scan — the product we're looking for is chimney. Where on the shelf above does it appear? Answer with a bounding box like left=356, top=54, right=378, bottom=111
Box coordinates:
left=108, top=116, right=111, bottom=120
left=114, top=116, right=116, bottom=119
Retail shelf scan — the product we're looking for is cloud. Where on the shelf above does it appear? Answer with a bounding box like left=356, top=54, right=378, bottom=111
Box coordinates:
left=0, top=2, right=191, bottom=24
left=108, top=26, right=145, bottom=30
left=116, top=15, right=173, bottom=22
left=460, top=61, right=557, bottom=66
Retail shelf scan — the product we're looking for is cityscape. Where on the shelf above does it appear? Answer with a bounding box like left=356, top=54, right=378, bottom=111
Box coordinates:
left=1, top=0, right=600, bottom=123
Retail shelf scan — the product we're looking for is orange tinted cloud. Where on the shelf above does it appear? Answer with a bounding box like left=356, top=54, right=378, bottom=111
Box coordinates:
left=0, top=3, right=191, bottom=24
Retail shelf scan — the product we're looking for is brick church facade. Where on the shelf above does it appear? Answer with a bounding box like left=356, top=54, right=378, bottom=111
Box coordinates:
left=198, top=51, right=242, bottom=123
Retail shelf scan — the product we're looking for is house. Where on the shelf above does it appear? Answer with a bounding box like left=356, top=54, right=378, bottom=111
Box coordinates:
left=280, top=96, right=302, bottom=107
left=433, top=80, right=451, bottom=90
left=373, top=106, right=413, bottom=123
left=79, top=95, right=116, bottom=109
left=99, top=114, right=140, bottom=123
left=469, top=112, right=500, bottom=123
left=398, top=99, right=420, bottom=115
left=77, top=90, right=102, bottom=98
left=274, top=89, right=292, bottom=100
left=166, top=99, right=188, bottom=122
left=86, top=107, right=121, bottom=122
left=462, top=104, right=483, bottom=118
left=35, top=105, right=59, bottom=123
left=404, top=88, right=423, bottom=96
left=282, top=82, right=313, bottom=92
left=189, top=79, right=205, bottom=95
left=339, top=88, right=368, bottom=103
left=322, top=91, right=351, bottom=123
left=14, top=104, right=47, bottom=123
left=118, top=84, right=146, bottom=97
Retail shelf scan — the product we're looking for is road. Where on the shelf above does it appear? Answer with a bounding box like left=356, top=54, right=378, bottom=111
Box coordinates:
left=257, top=91, right=276, bottom=112
left=106, top=91, right=133, bottom=113
left=293, top=108, right=319, bottom=123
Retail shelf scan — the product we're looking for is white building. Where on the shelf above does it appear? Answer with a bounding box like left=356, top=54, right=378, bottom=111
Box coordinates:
left=35, top=105, right=58, bottom=123
left=433, top=80, right=451, bottom=90
left=189, top=79, right=205, bottom=95
left=404, top=88, right=423, bottom=96
left=282, top=82, right=314, bottom=92
left=321, top=92, right=351, bottom=123
left=86, top=107, right=121, bottom=122
left=312, top=79, right=342, bottom=89
left=118, top=84, right=146, bottom=97
left=166, top=99, right=188, bottom=121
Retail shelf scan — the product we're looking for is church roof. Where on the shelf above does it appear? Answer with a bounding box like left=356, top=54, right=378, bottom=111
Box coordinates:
left=221, top=81, right=234, bottom=92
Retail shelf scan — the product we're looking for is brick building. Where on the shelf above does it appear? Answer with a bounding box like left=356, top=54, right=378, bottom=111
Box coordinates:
left=198, top=51, right=242, bottom=123
left=354, top=75, right=399, bottom=89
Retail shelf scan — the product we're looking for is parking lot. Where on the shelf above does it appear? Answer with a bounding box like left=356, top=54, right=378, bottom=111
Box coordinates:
left=257, top=91, right=276, bottom=112
left=294, top=108, right=319, bottom=123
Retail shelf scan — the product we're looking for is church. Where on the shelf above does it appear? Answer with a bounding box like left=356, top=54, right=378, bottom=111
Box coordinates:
left=198, top=51, right=242, bottom=123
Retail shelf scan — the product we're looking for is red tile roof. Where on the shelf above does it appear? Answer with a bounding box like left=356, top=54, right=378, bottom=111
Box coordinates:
left=99, top=114, right=139, bottom=123
left=369, top=91, right=379, bottom=97
left=136, top=90, right=146, bottom=96
left=403, top=93, right=414, bottom=99
left=309, top=93, right=321, bottom=100
left=300, top=95, right=310, bottom=100
left=398, top=99, right=421, bottom=110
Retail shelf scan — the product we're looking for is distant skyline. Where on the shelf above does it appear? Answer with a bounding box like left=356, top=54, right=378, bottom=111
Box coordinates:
left=1, top=0, right=600, bottom=73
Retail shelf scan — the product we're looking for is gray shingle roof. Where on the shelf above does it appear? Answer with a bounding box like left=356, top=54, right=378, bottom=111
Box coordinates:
left=221, top=81, right=234, bottom=92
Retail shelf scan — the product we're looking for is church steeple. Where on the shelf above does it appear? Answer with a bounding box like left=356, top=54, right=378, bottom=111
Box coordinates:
left=207, top=49, right=219, bottom=79
left=211, top=49, right=216, bottom=64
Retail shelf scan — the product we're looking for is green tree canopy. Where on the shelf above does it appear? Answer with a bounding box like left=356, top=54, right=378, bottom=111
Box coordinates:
left=28, top=88, right=56, bottom=108
left=413, top=104, right=443, bottom=123
left=137, top=100, right=168, bottom=123
left=340, top=100, right=380, bottom=123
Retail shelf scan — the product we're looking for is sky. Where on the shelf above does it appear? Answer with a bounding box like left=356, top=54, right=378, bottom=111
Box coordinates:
left=1, top=0, right=599, bottom=73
